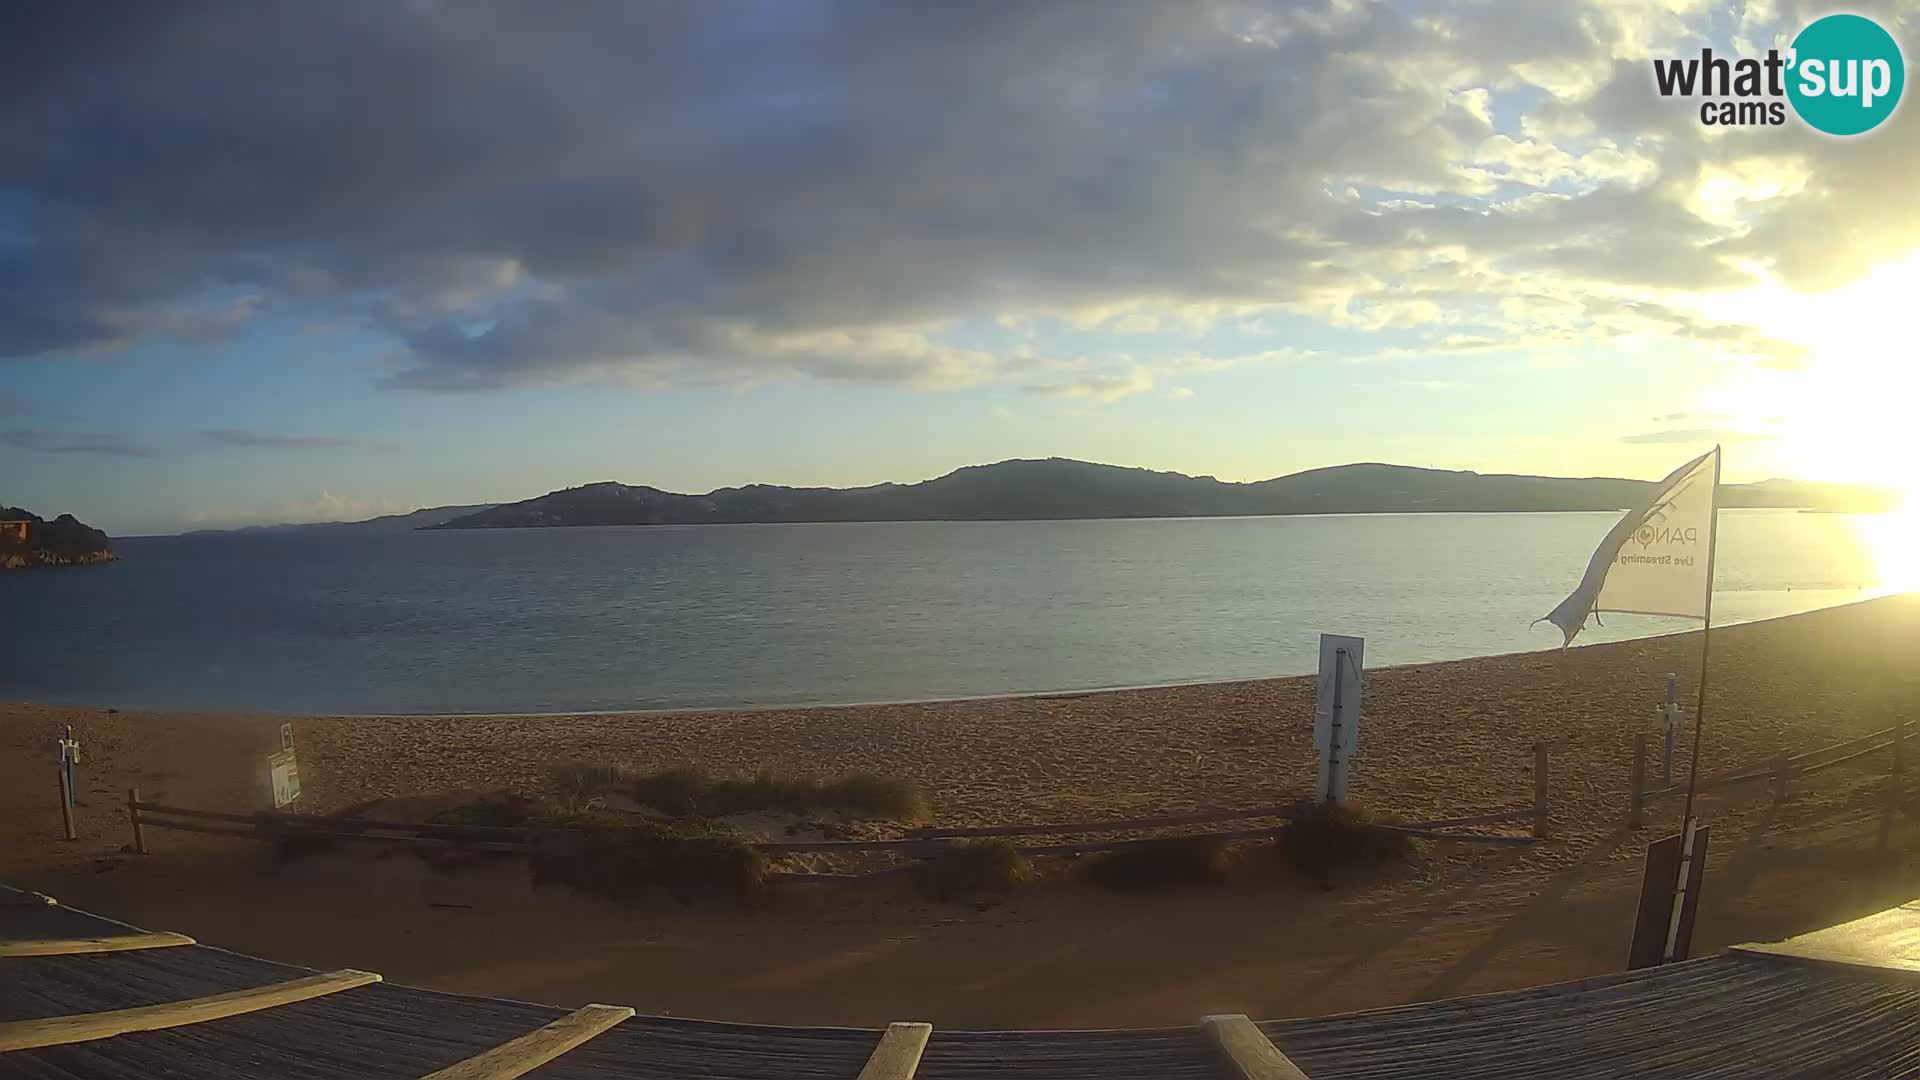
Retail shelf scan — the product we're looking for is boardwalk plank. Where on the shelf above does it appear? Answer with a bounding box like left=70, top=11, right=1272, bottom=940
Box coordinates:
left=0, top=969, right=380, bottom=1051
left=857, top=1022, right=934, bottom=1080
left=419, top=1003, right=634, bottom=1080
left=0, top=933, right=196, bottom=958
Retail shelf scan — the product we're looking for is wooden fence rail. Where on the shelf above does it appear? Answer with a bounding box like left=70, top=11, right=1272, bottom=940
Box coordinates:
left=130, top=771, right=1546, bottom=864
left=905, top=803, right=1302, bottom=839
left=1630, top=718, right=1914, bottom=821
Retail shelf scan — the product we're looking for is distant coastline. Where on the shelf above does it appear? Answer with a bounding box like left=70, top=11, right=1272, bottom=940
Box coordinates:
left=425, top=457, right=1898, bottom=530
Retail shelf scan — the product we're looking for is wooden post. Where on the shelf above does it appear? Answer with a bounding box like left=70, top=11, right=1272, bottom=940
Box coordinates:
left=57, top=765, right=76, bottom=842
left=1771, top=750, right=1791, bottom=803
left=1533, top=742, right=1550, bottom=839
left=128, top=788, right=147, bottom=855
left=1629, top=733, right=1647, bottom=828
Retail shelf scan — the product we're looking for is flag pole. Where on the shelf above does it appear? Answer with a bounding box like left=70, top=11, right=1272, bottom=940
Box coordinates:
left=1664, top=445, right=1720, bottom=963
left=1679, top=444, right=1722, bottom=827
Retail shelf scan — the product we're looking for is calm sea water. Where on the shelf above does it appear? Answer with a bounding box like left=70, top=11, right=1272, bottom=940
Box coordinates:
left=0, top=509, right=1906, bottom=714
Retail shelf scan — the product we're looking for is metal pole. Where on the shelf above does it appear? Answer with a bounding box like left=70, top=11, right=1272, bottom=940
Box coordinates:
left=1678, top=446, right=1721, bottom=829
left=1662, top=673, right=1678, bottom=788
left=1668, top=445, right=1721, bottom=963
left=57, top=761, right=76, bottom=842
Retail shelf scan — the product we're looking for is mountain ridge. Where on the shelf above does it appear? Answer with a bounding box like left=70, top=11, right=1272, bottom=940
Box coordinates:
left=184, top=504, right=499, bottom=537
left=426, top=458, right=1898, bottom=529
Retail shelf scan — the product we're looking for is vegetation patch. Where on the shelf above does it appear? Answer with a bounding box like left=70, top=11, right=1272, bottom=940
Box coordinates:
left=426, top=793, right=534, bottom=828
left=911, top=840, right=1035, bottom=899
left=530, top=808, right=767, bottom=901
left=549, top=762, right=642, bottom=801
left=550, top=762, right=929, bottom=822
left=1274, top=803, right=1415, bottom=884
left=1082, top=836, right=1235, bottom=891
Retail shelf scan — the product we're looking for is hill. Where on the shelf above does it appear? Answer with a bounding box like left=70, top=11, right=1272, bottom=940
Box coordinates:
left=427, top=459, right=1898, bottom=529
left=185, top=504, right=498, bottom=537
left=0, top=506, right=115, bottom=569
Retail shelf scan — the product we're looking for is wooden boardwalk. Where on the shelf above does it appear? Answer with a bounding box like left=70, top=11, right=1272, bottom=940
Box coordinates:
left=6, top=882, right=1920, bottom=1078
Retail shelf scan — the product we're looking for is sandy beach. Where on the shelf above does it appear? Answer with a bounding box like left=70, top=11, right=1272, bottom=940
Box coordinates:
left=4, top=594, right=1919, bottom=1027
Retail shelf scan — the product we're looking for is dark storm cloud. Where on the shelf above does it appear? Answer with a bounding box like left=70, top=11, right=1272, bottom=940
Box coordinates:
left=0, top=1, right=1899, bottom=388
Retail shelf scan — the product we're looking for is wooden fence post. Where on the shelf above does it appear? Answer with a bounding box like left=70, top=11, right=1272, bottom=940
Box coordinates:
left=127, top=788, right=147, bottom=855
left=1771, top=751, right=1792, bottom=803
left=1629, top=733, right=1647, bottom=828
left=1533, top=742, right=1550, bottom=839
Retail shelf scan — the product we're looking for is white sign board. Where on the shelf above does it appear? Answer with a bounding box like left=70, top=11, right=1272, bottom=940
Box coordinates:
left=1313, top=634, right=1365, bottom=803
left=269, top=749, right=301, bottom=808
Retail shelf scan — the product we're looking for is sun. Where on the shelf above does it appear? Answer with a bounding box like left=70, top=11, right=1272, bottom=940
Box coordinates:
left=1691, top=250, right=1920, bottom=503
left=1681, top=249, right=1920, bottom=595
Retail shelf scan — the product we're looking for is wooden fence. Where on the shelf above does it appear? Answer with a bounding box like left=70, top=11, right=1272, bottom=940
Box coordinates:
left=125, top=742, right=1551, bottom=866
left=1627, top=718, right=1913, bottom=826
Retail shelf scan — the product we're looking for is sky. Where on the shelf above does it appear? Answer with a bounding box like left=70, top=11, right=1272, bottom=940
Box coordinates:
left=2, top=1, right=1917, bottom=536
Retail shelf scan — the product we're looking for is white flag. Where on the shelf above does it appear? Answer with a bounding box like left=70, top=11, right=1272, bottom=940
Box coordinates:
left=1537, top=447, right=1720, bottom=646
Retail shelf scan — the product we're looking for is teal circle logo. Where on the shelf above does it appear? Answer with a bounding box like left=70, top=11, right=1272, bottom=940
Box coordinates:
left=1787, top=14, right=1905, bottom=135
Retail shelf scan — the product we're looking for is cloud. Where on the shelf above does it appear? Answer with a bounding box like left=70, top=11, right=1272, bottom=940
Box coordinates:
left=2, top=0, right=1903, bottom=391
left=1620, top=427, right=1775, bottom=445
left=1025, top=366, right=1155, bottom=403
left=2, top=429, right=154, bottom=457
left=0, top=392, right=24, bottom=417
left=202, top=428, right=358, bottom=449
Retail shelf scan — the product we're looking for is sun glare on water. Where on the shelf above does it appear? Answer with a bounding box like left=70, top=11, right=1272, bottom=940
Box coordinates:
left=1856, top=504, right=1920, bottom=596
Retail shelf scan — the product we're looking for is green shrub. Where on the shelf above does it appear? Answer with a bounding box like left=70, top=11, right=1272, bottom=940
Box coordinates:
left=548, top=761, right=641, bottom=800
left=426, top=794, right=533, bottom=828
left=911, top=840, right=1035, bottom=899
left=556, top=763, right=929, bottom=821
left=530, top=814, right=767, bottom=901
left=1276, top=803, right=1415, bottom=882
left=816, top=772, right=930, bottom=821
left=1082, top=836, right=1235, bottom=891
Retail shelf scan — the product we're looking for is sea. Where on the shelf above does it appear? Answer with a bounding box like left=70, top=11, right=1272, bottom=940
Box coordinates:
left=1, top=508, right=1909, bottom=715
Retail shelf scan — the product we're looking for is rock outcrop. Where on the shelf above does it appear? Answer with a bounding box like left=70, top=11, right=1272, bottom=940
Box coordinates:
left=0, top=507, right=115, bottom=569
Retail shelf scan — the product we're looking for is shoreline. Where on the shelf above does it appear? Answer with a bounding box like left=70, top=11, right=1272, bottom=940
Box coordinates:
left=4, top=592, right=1919, bottom=1026
left=4, top=592, right=1897, bottom=721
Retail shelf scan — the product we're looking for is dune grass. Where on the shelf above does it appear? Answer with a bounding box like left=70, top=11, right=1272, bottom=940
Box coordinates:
left=549, top=762, right=930, bottom=822
left=1081, top=836, right=1236, bottom=891
left=530, top=802, right=767, bottom=901
left=911, top=840, right=1036, bottom=899
left=1274, top=802, right=1415, bottom=882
